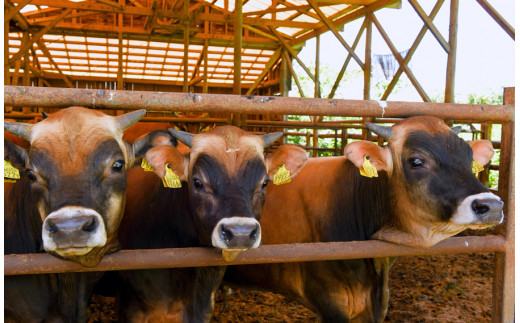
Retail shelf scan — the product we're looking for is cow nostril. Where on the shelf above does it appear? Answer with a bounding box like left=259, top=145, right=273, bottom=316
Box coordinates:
left=220, top=224, right=233, bottom=243
left=81, top=217, right=98, bottom=233
left=472, top=200, right=490, bottom=215
left=250, top=226, right=259, bottom=241
left=46, top=221, right=59, bottom=234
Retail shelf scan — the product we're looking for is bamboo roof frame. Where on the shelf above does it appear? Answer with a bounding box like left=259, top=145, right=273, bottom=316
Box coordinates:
left=4, top=0, right=515, bottom=98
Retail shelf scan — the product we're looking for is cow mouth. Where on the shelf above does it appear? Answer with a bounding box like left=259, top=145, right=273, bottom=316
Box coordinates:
left=53, top=246, right=94, bottom=257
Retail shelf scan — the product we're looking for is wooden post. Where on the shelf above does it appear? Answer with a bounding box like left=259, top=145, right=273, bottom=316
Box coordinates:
left=492, top=87, right=515, bottom=323
left=364, top=17, right=372, bottom=100
left=231, top=0, right=243, bottom=127
left=5, top=20, right=10, bottom=86
left=183, top=0, right=190, bottom=93
left=117, top=32, right=124, bottom=90
left=444, top=0, right=459, bottom=103
left=203, top=7, right=209, bottom=94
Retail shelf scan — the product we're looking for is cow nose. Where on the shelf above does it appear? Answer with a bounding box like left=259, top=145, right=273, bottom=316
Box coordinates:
left=46, top=215, right=99, bottom=245
left=212, top=217, right=262, bottom=250
left=471, top=197, right=504, bottom=223
left=42, top=207, right=107, bottom=256
left=220, top=223, right=259, bottom=246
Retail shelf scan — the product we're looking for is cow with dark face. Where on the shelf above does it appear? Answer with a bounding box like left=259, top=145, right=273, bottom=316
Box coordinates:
left=224, top=116, right=503, bottom=322
left=116, top=125, right=308, bottom=322
left=4, top=107, right=176, bottom=322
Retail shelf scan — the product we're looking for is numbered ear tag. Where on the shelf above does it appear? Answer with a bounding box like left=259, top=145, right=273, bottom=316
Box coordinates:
left=4, top=160, right=20, bottom=183
left=360, top=156, right=378, bottom=178
left=141, top=158, right=154, bottom=172
left=162, top=164, right=182, bottom=188
left=273, top=164, right=291, bottom=185
left=472, top=160, right=484, bottom=174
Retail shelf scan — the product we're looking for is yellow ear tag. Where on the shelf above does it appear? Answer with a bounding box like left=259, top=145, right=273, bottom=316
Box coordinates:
left=273, top=164, right=291, bottom=185
left=141, top=158, right=154, bottom=172
left=472, top=160, right=484, bottom=174
left=162, top=164, right=182, bottom=188
left=360, top=156, right=378, bottom=178
left=4, top=160, right=20, bottom=183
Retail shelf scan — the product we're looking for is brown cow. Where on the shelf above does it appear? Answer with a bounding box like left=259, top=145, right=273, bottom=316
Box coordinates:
left=115, top=125, right=308, bottom=322
left=224, top=116, right=503, bottom=322
left=4, top=107, right=176, bottom=322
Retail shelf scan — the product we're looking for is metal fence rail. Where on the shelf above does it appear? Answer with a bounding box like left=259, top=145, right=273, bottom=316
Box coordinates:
left=4, top=86, right=515, bottom=322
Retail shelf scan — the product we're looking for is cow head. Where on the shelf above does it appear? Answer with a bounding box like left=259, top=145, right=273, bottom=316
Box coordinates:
left=4, top=107, right=176, bottom=267
left=144, top=125, right=308, bottom=261
left=345, top=116, right=503, bottom=248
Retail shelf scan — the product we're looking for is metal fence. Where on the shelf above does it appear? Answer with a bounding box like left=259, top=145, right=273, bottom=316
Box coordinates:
left=4, top=85, right=515, bottom=322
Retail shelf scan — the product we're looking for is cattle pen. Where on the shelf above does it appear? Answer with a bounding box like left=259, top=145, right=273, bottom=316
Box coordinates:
left=3, top=85, right=515, bottom=322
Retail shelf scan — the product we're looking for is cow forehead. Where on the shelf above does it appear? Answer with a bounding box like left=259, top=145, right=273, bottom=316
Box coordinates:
left=189, top=126, right=265, bottom=174
left=29, top=107, right=127, bottom=173
left=390, top=116, right=453, bottom=150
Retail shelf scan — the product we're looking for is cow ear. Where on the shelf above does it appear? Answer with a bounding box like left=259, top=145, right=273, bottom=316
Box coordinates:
left=344, top=141, right=391, bottom=173
left=145, top=146, right=188, bottom=182
left=469, top=140, right=494, bottom=166
left=131, top=130, right=178, bottom=162
left=4, top=139, right=28, bottom=170
left=266, top=145, right=308, bottom=181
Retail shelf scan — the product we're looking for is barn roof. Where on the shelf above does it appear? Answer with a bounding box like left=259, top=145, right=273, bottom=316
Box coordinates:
left=6, top=0, right=399, bottom=91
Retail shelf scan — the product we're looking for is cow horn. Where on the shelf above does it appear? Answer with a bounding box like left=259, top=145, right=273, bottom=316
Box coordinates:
left=366, top=122, right=393, bottom=140
left=262, top=132, right=283, bottom=148
left=115, top=109, right=147, bottom=131
left=42, top=111, right=49, bottom=119
left=451, top=126, right=462, bottom=134
left=169, top=128, right=194, bottom=148
left=5, top=121, right=33, bottom=142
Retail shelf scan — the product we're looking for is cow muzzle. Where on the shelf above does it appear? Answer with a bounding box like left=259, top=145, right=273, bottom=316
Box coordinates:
left=451, top=192, right=504, bottom=227
left=212, top=217, right=261, bottom=251
left=42, top=207, right=107, bottom=257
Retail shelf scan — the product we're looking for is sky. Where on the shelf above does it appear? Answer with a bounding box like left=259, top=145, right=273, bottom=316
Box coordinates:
left=293, top=0, right=515, bottom=102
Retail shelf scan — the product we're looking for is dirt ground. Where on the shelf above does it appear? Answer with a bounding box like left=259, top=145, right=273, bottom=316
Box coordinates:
left=88, top=252, right=494, bottom=322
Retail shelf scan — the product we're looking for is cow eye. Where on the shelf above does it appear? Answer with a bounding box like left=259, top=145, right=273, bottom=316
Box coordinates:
left=112, top=160, right=125, bottom=172
left=193, top=178, right=203, bottom=190
left=409, top=158, right=424, bottom=168
left=26, top=169, right=37, bottom=182
left=262, top=179, right=269, bottom=188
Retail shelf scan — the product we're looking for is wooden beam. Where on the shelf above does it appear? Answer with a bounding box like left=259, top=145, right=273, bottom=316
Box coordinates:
left=290, top=0, right=396, bottom=46
left=5, top=0, right=29, bottom=30
left=27, top=64, right=53, bottom=87
left=328, top=17, right=366, bottom=99
left=269, top=26, right=317, bottom=84
left=370, top=12, right=431, bottom=102
left=409, top=0, right=450, bottom=53
left=314, top=34, right=320, bottom=99
left=283, top=50, right=305, bottom=97
left=245, top=47, right=282, bottom=95
left=233, top=0, right=243, bottom=95
left=381, top=0, right=444, bottom=100
left=308, top=0, right=365, bottom=70
left=36, top=40, right=74, bottom=88
left=5, top=20, right=11, bottom=85
left=444, top=0, right=458, bottom=103
left=4, top=0, right=33, bottom=22
left=203, top=10, right=209, bottom=94
left=9, top=7, right=72, bottom=65
left=144, top=0, right=158, bottom=31
left=96, top=0, right=124, bottom=9
left=243, top=24, right=278, bottom=41
left=363, top=17, right=371, bottom=100
left=183, top=0, right=189, bottom=92
left=475, top=0, right=514, bottom=40
left=117, top=32, right=124, bottom=90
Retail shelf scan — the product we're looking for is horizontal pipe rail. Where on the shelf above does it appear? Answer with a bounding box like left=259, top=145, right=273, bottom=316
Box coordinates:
left=4, top=86, right=514, bottom=122
left=4, top=236, right=506, bottom=276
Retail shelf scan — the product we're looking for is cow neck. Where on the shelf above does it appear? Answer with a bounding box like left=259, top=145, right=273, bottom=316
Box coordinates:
left=4, top=177, right=43, bottom=254
left=327, top=160, right=392, bottom=242
left=121, top=175, right=197, bottom=249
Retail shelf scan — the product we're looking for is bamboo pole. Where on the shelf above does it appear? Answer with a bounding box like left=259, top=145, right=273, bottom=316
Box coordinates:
left=183, top=0, right=189, bottom=93
left=444, top=0, right=459, bottom=103
left=328, top=18, right=367, bottom=99
left=381, top=0, right=444, bottom=100
left=284, top=50, right=304, bottom=97
left=363, top=17, right=371, bottom=100
left=369, top=13, right=431, bottom=102
left=475, top=0, right=514, bottom=40
left=409, top=0, right=450, bottom=53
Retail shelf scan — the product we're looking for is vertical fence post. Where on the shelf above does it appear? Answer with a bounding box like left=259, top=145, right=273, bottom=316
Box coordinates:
left=491, top=87, right=515, bottom=323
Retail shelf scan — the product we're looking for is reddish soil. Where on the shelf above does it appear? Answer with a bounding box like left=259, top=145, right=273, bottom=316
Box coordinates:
left=88, top=252, right=494, bottom=322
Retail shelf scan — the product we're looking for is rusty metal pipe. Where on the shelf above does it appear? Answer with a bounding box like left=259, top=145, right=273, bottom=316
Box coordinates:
left=4, top=86, right=514, bottom=122
left=4, top=236, right=506, bottom=276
